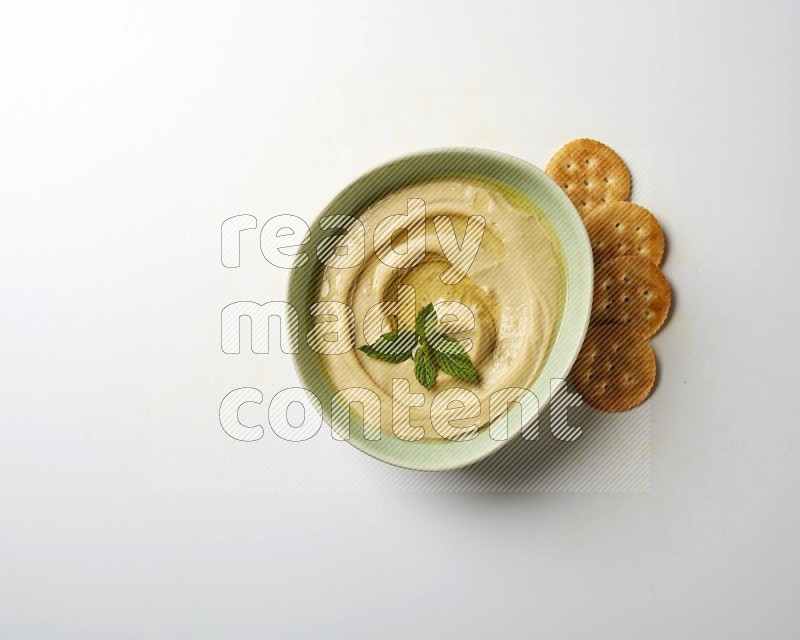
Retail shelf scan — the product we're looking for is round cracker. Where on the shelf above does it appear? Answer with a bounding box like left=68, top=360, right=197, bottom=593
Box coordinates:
left=572, top=323, right=656, bottom=412
left=584, top=201, right=665, bottom=266
left=545, top=139, right=632, bottom=218
left=591, top=256, right=671, bottom=337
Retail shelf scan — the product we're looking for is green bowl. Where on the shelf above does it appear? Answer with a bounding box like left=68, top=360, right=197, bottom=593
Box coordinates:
left=287, top=147, right=593, bottom=471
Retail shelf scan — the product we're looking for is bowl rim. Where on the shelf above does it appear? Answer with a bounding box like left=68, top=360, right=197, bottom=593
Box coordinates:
left=286, top=146, right=593, bottom=471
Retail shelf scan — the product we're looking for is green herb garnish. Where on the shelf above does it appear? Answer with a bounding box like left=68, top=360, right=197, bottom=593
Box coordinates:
left=358, top=303, right=478, bottom=389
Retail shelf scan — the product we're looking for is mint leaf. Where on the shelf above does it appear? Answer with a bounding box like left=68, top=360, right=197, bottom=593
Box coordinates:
left=430, top=333, right=468, bottom=357
left=358, top=304, right=477, bottom=387
left=415, top=303, right=438, bottom=339
left=436, top=351, right=478, bottom=384
left=414, top=344, right=436, bottom=389
left=358, top=330, right=416, bottom=363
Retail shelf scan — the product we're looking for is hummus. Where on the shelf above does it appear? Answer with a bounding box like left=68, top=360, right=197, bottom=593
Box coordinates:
left=315, top=178, right=565, bottom=441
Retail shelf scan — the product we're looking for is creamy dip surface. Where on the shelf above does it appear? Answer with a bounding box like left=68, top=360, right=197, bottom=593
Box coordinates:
left=314, top=178, right=566, bottom=441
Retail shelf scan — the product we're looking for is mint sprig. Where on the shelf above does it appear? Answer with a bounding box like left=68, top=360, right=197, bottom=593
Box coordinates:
left=358, top=303, right=478, bottom=389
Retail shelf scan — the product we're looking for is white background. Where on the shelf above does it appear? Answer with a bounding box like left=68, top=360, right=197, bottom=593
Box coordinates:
left=2, top=0, right=799, bottom=637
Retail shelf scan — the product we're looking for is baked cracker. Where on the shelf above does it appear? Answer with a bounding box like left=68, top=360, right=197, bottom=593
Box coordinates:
left=591, top=255, right=671, bottom=337
left=572, top=323, right=656, bottom=412
left=546, top=138, right=632, bottom=218
left=584, top=201, right=665, bottom=266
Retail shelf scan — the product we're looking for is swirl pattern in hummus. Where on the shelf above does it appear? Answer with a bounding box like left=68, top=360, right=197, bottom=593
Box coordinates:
left=315, top=178, right=565, bottom=441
